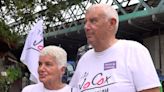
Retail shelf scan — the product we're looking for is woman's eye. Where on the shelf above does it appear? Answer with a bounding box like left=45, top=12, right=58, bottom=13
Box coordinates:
left=90, top=18, right=97, bottom=24
left=46, top=62, right=52, bottom=66
left=38, top=62, right=42, bottom=66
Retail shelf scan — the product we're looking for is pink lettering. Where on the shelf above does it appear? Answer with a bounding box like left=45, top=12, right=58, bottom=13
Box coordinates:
left=97, top=78, right=105, bottom=85
left=37, top=45, right=43, bottom=51
left=83, top=82, right=90, bottom=89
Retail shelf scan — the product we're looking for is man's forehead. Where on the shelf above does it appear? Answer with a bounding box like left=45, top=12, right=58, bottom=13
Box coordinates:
left=85, top=9, right=104, bottom=19
left=86, top=6, right=101, bottom=14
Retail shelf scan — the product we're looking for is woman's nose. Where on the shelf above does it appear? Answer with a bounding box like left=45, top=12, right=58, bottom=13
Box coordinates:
left=38, top=64, right=45, bottom=71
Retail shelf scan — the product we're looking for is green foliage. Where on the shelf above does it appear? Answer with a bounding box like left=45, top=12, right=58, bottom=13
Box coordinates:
left=0, top=0, right=82, bottom=33
left=0, top=20, right=10, bottom=38
left=0, top=65, right=22, bottom=92
left=6, top=66, right=22, bottom=83
left=0, top=19, right=21, bottom=48
left=0, top=76, right=7, bottom=92
left=0, top=0, right=83, bottom=48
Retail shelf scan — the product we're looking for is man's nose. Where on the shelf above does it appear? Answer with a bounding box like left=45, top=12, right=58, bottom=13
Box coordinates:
left=84, top=22, right=91, bottom=32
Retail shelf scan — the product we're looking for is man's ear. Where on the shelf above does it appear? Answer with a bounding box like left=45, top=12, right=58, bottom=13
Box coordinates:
left=110, top=18, right=117, bottom=26
left=108, top=18, right=117, bottom=32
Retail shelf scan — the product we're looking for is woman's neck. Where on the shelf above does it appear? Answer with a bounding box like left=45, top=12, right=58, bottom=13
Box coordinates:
left=44, top=81, right=66, bottom=90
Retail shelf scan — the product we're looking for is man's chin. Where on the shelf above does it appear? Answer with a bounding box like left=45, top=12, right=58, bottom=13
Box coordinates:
left=87, top=40, right=94, bottom=45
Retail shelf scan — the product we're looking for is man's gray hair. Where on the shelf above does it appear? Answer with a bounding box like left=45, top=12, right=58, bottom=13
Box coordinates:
left=87, top=4, right=119, bottom=33
left=40, top=45, right=67, bottom=68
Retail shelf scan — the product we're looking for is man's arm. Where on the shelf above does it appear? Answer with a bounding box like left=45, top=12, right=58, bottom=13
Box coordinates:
left=139, top=87, right=160, bottom=92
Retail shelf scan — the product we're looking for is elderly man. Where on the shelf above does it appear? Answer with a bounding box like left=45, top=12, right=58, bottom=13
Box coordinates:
left=69, top=4, right=161, bottom=92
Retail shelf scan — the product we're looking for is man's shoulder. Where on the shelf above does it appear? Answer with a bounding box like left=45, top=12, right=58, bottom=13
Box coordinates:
left=119, top=39, right=140, bottom=45
left=119, top=39, right=145, bottom=48
left=85, top=48, right=94, bottom=53
left=79, top=49, right=94, bottom=60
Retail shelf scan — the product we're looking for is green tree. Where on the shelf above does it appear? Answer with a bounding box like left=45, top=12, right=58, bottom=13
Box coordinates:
left=0, top=0, right=82, bottom=48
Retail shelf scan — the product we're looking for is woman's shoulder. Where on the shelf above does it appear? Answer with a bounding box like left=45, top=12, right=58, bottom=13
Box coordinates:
left=22, top=83, right=43, bottom=92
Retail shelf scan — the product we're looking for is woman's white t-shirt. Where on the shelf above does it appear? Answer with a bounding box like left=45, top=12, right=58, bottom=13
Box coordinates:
left=22, top=83, right=76, bottom=92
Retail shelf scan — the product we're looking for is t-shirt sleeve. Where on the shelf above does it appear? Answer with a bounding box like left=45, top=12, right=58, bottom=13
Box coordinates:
left=69, top=64, right=80, bottom=89
left=22, top=85, right=32, bottom=92
left=129, top=43, right=161, bottom=91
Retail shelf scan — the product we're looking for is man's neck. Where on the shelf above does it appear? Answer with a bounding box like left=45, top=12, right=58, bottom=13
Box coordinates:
left=94, top=38, right=118, bottom=52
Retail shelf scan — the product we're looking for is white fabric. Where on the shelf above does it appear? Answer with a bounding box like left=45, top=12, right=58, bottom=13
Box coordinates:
left=20, top=20, right=44, bottom=83
left=69, top=40, right=161, bottom=92
left=22, top=83, right=76, bottom=92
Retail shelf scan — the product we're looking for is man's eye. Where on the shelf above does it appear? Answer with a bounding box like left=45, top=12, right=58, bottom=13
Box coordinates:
left=84, top=20, right=87, bottom=24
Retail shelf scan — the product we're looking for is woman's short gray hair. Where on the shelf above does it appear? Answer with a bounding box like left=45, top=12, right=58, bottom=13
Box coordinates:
left=40, top=45, right=67, bottom=68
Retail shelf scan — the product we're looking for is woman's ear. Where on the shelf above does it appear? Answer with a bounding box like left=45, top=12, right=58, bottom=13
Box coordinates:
left=61, top=66, right=66, bottom=75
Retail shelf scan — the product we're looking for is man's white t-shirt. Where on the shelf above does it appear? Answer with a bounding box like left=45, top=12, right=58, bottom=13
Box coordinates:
left=69, top=40, right=161, bottom=92
left=22, top=83, right=76, bottom=92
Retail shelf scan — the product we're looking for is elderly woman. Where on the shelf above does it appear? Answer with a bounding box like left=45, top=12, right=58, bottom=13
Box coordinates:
left=22, top=45, right=77, bottom=92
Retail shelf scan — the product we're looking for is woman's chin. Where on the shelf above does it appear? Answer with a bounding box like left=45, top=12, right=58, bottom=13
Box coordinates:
left=39, top=78, right=46, bottom=83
